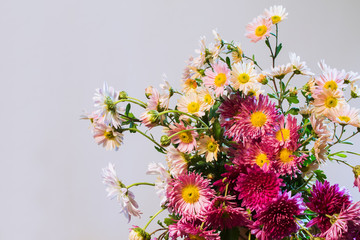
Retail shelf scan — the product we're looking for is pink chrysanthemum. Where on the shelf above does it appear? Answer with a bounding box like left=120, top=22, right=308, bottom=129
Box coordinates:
left=203, top=61, right=231, bottom=97
left=206, top=195, right=251, bottom=230
left=168, top=220, right=220, bottom=240
left=251, top=191, right=306, bottom=240
left=235, top=166, right=283, bottom=211
left=166, top=146, right=189, bottom=177
left=218, top=93, right=245, bottom=131
left=274, top=145, right=307, bottom=176
left=267, top=115, right=301, bottom=149
left=306, top=180, right=352, bottom=232
left=213, top=164, right=245, bottom=195
left=246, top=16, right=272, bottom=43
left=167, top=172, right=215, bottom=220
left=93, top=123, right=124, bottom=151
left=139, top=110, right=159, bottom=129
left=166, top=123, right=199, bottom=153
left=316, top=68, right=346, bottom=91
left=354, top=165, right=360, bottom=192
left=221, top=94, right=280, bottom=142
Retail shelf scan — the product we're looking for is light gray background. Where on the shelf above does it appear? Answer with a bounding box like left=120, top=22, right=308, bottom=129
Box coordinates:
left=1, top=0, right=360, bottom=239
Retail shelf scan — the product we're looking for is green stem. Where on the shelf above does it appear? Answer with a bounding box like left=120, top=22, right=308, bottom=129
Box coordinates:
left=122, top=128, right=165, bottom=150
left=283, top=72, right=296, bottom=93
left=300, top=134, right=315, bottom=147
left=127, top=96, right=147, bottom=106
left=340, top=131, right=359, bottom=143
left=293, top=174, right=314, bottom=193
left=328, top=125, right=345, bottom=147
left=243, top=55, right=263, bottom=71
left=168, top=128, right=208, bottom=139
left=332, top=158, right=355, bottom=168
left=114, top=99, right=146, bottom=108
left=294, top=218, right=313, bottom=238
left=127, top=182, right=155, bottom=189
left=158, top=110, right=209, bottom=128
left=143, top=208, right=166, bottom=231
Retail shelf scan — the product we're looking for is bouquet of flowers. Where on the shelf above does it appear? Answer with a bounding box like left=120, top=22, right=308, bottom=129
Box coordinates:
left=83, top=5, right=360, bottom=240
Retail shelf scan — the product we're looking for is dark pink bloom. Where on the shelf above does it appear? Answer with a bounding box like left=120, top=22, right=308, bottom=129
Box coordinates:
left=213, top=164, right=245, bottom=195
left=168, top=220, right=220, bottom=240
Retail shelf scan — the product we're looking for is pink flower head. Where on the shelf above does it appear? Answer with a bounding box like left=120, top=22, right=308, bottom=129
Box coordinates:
left=166, top=122, right=199, bottom=153
left=274, top=145, right=307, bottom=176
left=353, top=165, right=360, bottom=192
left=252, top=191, right=306, bottom=240
left=306, top=180, right=352, bottom=232
left=203, top=61, right=231, bottom=97
left=235, top=165, right=283, bottom=211
left=147, top=87, right=160, bottom=111
left=246, top=16, right=272, bottom=43
left=213, top=164, right=245, bottom=195
left=93, top=123, right=124, bottom=151
left=316, top=68, right=346, bottom=92
left=218, top=93, right=245, bottom=132
left=167, top=172, right=215, bottom=220
left=168, top=220, right=220, bottom=240
left=206, top=195, right=251, bottom=230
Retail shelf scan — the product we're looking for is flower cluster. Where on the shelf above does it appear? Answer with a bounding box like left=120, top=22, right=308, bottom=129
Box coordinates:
left=83, top=5, right=360, bottom=240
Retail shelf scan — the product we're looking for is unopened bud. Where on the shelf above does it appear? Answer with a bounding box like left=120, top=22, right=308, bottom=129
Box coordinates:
left=257, top=74, right=268, bottom=85
left=129, top=227, right=151, bottom=240
left=148, top=110, right=159, bottom=123
left=289, top=87, right=298, bottom=97
left=353, top=165, right=360, bottom=178
left=118, top=91, right=128, bottom=100
left=145, top=86, right=153, bottom=99
left=160, top=135, right=171, bottom=147
left=351, top=90, right=359, bottom=99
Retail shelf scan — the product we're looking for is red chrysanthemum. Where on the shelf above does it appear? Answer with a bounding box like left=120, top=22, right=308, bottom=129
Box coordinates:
left=235, top=165, right=283, bottom=211
left=274, top=144, right=307, bottom=176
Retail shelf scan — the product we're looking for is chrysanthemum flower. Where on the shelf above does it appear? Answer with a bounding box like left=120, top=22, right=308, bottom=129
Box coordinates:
left=235, top=142, right=276, bottom=170
left=230, top=62, right=257, bottom=92
left=93, top=82, right=124, bottom=128
left=289, top=52, right=314, bottom=75
left=235, top=166, right=283, bottom=211
left=316, top=68, right=346, bottom=91
left=269, top=115, right=301, bottom=149
left=146, top=87, right=160, bottom=111
left=246, top=16, right=272, bottom=43
left=213, top=164, right=245, bottom=195
left=197, top=87, right=215, bottom=111
left=222, top=94, right=280, bottom=142
left=177, top=92, right=206, bottom=118
left=310, top=114, right=332, bottom=138
left=206, top=195, right=251, bottom=230
left=93, top=123, right=124, bottom=151
left=306, top=180, right=352, bottom=232
left=251, top=191, right=305, bottom=240
left=197, top=135, right=219, bottom=162
left=264, top=63, right=292, bottom=80
left=353, top=165, right=360, bottom=192
left=159, top=78, right=172, bottom=110
left=243, top=82, right=264, bottom=98
left=128, top=226, right=151, bottom=240
left=217, top=93, right=245, bottom=131
left=193, top=36, right=220, bottom=68
left=231, top=43, right=243, bottom=64
left=314, top=135, right=330, bottom=163
left=140, top=110, right=159, bottom=129
left=166, top=146, right=189, bottom=177
left=168, top=220, right=220, bottom=240
left=327, top=104, right=360, bottom=127
left=166, top=123, right=199, bottom=153
left=167, top=172, right=215, bottom=220
left=313, top=88, right=346, bottom=117
left=146, top=162, right=171, bottom=206
left=264, top=5, right=288, bottom=24
left=203, top=61, right=231, bottom=97
left=274, top=146, right=307, bottom=176
left=182, top=78, right=198, bottom=93
left=102, top=163, right=142, bottom=222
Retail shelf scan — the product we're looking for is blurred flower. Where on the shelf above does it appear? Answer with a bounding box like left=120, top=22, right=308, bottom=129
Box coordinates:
left=93, top=123, right=123, bottom=151
left=129, top=226, right=151, bottom=240
left=146, top=162, right=171, bottom=206
left=353, top=165, right=360, bottom=192
left=264, top=5, right=288, bottom=24
left=289, top=53, right=313, bottom=75
left=166, top=146, right=189, bottom=177
left=264, top=63, right=292, bottom=80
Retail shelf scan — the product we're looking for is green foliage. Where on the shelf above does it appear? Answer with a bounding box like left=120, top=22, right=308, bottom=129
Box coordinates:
left=314, top=170, right=327, bottom=183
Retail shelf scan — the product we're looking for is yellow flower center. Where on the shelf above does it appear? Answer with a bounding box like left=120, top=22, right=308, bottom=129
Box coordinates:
left=275, top=128, right=290, bottom=142
left=214, top=73, right=227, bottom=87
left=237, top=73, right=250, bottom=84
left=338, top=116, right=351, bottom=122
left=255, top=153, right=269, bottom=167
left=250, top=111, right=267, bottom=127
left=179, top=132, right=193, bottom=144
left=324, top=80, right=338, bottom=91
left=255, top=25, right=268, bottom=37
left=206, top=140, right=218, bottom=152
left=181, top=185, right=200, bottom=204
left=185, top=78, right=197, bottom=89
left=203, top=94, right=212, bottom=104
left=188, top=234, right=205, bottom=240
left=247, top=90, right=256, bottom=97
left=104, top=131, right=115, bottom=140
left=279, top=148, right=294, bottom=163
left=187, top=101, right=200, bottom=114
left=325, top=96, right=338, bottom=108
left=271, top=15, right=281, bottom=24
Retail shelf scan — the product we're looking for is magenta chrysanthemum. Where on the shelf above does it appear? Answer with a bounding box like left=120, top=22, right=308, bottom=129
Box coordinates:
left=252, top=191, right=306, bottom=240
left=167, top=172, right=215, bottom=220
left=213, top=164, right=245, bottom=195
left=220, top=94, right=280, bottom=142
left=235, top=166, right=283, bottom=211
left=218, top=93, right=244, bottom=131
left=166, top=122, right=199, bottom=153
left=168, top=220, right=220, bottom=240
left=274, top=145, right=307, bottom=176
left=306, top=180, right=352, bottom=232
left=206, top=195, right=251, bottom=230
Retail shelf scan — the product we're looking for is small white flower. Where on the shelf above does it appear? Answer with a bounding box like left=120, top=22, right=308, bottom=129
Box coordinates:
left=264, top=63, right=292, bottom=79
left=146, top=162, right=171, bottom=206
left=264, top=5, right=288, bottom=24
left=289, top=53, right=314, bottom=76
left=93, top=123, right=123, bottom=151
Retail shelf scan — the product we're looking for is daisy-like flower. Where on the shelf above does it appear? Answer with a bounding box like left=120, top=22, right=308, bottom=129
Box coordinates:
left=177, top=92, right=206, bottom=118
left=217, top=93, right=245, bottom=131
left=93, top=82, right=124, bottom=128
left=313, top=88, right=346, bottom=117
left=193, top=37, right=220, bottom=68
left=289, top=52, right=314, bottom=75
left=351, top=82, right=360, bottom=98
left=166, top=123, right=199, bottom=153
left=244, top=82, right=265, bottom=98
left=231, top=43, right=243, bottom=64
left=222, top=94, right=280, bottom=142
left=327, top=104, right=360, bottom=127
left=264, top=63, right=292, bottom=80
left=146, top=87, right=160, bottom=111
left=274, top=146, right=307, bottom=176
left=264, top=5, right=288, bottom=24
left=197, top=135, right=219, bottom=162
left=314, top=135, right=330, bottom=163
left=102, top=163, right=142, bottom=222
left=310, top=114, right=332, bottom=138
left=139, top=110, right=159, bottom=129
left=230, top=62, right=258, bottom=92
left=168, top=220, right=220, bottom=240
left=316, top=68, right=346, bottom=91
left=353, top=165, right=360, bottom=192
left=128, top=226, right=151, bottom=240
left=159, top=77, right=172, bottom=110
left=270, top=115, right=301, bottom=149
left=251, top=191, right=305, bottom=240
left=321, top=202, right=360, bottom=240
left=237, top=142, right=276, bottom=169
left=166, top=146, right=189, bottom=177
left=197, top=87, right=215, bottom=111
left=182, top=78, right=198, bottom=93
left=93, top=123, right=124, bottom=151
left=306, top=180, right=352, bottom=232
left=203, top=61, right=231, bottom=97
left=146, top=162, right=171, bottom=206
left=246, top=16, right=272, bottom=43
left=235, top=165, right=283, bottom=211
left=166, top=172, right=215, bottom=219
left=206, top=195, right=251, bottom=230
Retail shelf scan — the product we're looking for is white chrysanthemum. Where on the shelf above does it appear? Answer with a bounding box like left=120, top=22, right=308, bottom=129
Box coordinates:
left=328, top=104, right=360, bottom=127
left=177, top=92, right=206, bottom=118
left=93, top=82, right=124, bottom=128
left=197, top=87, right=215, bottom=111
left=244, top=82, right=264, bottom=98
left=264, top=63, right=292, bottom=79
left=230, top=62, right=257, bottom=91
left=93, top=123, right=124, bottom=151
left=351, top=83, right=360, bottom=98
left=289, top=53, right=314, bottom=76
left=193, top=36, right=220, bottom=68
left=313, top=88, right=346, bottom=117
left=159, top=76, right=172, bottom=110
left=344, top=71, right=360, bottom=83
left=316, top=69, right=346, bottom=91
left=102, top=163, right=142, bottom=222
left=146, top=162, right=171, bottom=206
left=299, top=104, right=314, bottom=115
left=166, top=146, right=188, bottom=177
left=264, top=5, right=288, bottom=24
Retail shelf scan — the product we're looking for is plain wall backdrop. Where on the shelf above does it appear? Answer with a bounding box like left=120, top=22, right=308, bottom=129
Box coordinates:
left=1, top=0, right=360, bottom=239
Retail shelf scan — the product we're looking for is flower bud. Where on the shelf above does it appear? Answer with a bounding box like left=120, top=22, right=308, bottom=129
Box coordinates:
left=118, top=91, right=128, bottom=100
left=129, top=227, right=151, bottom=240
left=257, top=74, right=268, bottom=85
left=289, top=87, right=298, bottom=97
left=145, top=86, right=153, bottom=99
left=160, top=135, right=171, bottom=147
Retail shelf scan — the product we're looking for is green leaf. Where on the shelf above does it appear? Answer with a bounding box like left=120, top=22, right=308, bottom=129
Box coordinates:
left=275, top=43, right=283, bottom=56
left=334, top=153, right=347, bottom=158
left=287, top=107, right=299, bottom=115
left=280, top=80, right=286, bottom=91
left=286, top=96, right=299, bottom=104
left=220, top=227, right=240, bottom=240
left=213, top=119, right=222, bottom=141
left=314, top=170, right=327, bottom=183
left=268, top=93, right=277, bottom=99
left=125, top=103, right=131, bottom=115
left=154, top=146, right=166, bottom=154
left=163, top=218, right=176, bottom=226
left=341, top=141, right=354, bottom=145
left=226, top=56, right=232, bottom=70
left=265, top=38, right=271, bottom=49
